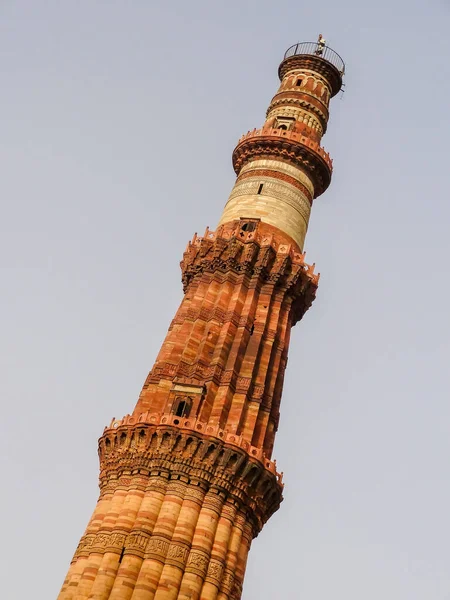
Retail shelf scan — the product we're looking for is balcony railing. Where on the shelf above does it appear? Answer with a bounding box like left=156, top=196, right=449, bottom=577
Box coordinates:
left=283, top=42, right=345, bottom=75
left=236, top=126, right=333, bottom=171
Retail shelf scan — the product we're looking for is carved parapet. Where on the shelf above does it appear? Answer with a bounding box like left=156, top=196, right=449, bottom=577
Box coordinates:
left=236, top=127, right=332, bottom=168
left=232, top=126, right=332, bottom=197
left=180, top=220, right=318, bottom=324
left=103, top=411, right=282, bottom=481
left=98, top=418, right=283, bottom=534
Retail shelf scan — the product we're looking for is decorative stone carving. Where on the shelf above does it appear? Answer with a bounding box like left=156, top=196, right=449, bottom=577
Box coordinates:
left=92, top=532, right=110, bottom=551
left=73, top=534, right=96, bottom=559
left=221, top=569, right=235, bottom=592
left=125, top=532, right=150, bottom=557
left=107, top=532, right=127, bottom=552
left=58, top=40, right=344, bottom=600
left=202, top=492, right=224, bottom=513
left=180, top=222, right=318, bottom=322
left=145, top=536, right=170, bottom=560
left=184, top=486, right=205, bottom=503
left=166, top=542, right=189, bottom=566
left=205, top=559, right=224, bottom=584
left=148, top=478, right=168, bottom=493
left=186, top=549, right=210, bottom=576
left=98, top=424, right=282, bottom=534
left=166, top=481, right=187, bottom=498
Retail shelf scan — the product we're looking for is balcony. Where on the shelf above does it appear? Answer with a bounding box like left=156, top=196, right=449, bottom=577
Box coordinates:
left=283, top=41, right=345, bottom=75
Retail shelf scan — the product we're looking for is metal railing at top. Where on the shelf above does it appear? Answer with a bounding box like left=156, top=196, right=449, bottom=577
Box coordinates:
left=283, top=42, right=345, bottom=75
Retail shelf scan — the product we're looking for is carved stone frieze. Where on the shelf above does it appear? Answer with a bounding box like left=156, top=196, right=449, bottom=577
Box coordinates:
left=186, top=549, right=210, bottom=576
left=205, top=558, right=224, bottom=584
left=166, top=481, right=188, bottom=498
left=235, top=377, right=252, bottom=393
left=125, top=531, right=150, bottom=557
left=202, top=492, right=224, bottom=513
left=106, top=532, right=127, bottom=552
left=98, top=423, right=283, bottom=534
left=73, top=533, right=96, bottom=559
left=91, top=532, right=110, bottom=552
left=221, top=569, right=235, bottom=593
left=74, top=530, right=127, bottom=556
left=221, top=502, right=237, bottom=521
left=180, top=222, right=317, bottom=327
left=145, top=536, right=170, bottom=560
left=184, top=486, right=206, bottom=503
left=148, top=478, right=168, bottom=494
left=165, top=542, right=190, bottom=567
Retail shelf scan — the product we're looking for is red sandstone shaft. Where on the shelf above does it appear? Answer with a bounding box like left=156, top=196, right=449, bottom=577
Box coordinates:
left=58, top=40, right=344, bottom=600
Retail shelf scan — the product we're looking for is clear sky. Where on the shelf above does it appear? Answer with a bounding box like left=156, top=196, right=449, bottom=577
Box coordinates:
left=2, top=1, right=450, bottom=598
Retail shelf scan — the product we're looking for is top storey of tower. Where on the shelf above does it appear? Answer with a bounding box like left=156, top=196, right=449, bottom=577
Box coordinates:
left=279, top=39, right=345, bottom=97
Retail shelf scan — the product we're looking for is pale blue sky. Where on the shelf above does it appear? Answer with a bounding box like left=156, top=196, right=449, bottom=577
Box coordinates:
left=2, top=1, right=450, bottom=598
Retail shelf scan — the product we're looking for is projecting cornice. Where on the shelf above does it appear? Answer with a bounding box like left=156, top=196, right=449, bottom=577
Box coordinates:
left=232, top=127, right=333, bottom=198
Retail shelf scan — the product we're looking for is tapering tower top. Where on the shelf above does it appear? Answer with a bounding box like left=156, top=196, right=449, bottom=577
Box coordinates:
left=280, top=37, right=345, bottom=96
left=219, top=37, right=345, bottom=250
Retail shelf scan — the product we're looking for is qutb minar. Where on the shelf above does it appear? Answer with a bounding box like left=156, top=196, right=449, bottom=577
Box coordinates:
left=58, top=38, right=345, bottom=600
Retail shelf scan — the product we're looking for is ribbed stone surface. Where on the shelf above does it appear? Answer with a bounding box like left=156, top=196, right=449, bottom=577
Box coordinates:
left=58, top=42, right=342, bottom=600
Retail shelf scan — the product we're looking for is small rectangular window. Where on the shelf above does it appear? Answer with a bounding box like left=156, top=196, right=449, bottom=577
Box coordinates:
left=241, top=221, right=256, bottom=232
left=257, top=183, right=263, bottom=195
left=296, top=79, right=302, bottom=86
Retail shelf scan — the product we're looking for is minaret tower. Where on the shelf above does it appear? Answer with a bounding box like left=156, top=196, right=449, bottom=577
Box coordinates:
left=58, top=39, right=344, bottom=600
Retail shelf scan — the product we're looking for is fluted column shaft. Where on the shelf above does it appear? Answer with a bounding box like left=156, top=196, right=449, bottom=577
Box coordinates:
left=58, top=42, right=344, bottom=600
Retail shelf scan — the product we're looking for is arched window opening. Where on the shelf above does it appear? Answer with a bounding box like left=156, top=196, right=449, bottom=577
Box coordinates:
left=161, top=432, right=171, bottom=448
left=296, top=78, right=302, bottom=86
left=229, top=453, right=238, bottom=468
left=245, top=466, right=258, bottom=484
left=205, top=444, right=216, bottom=460
left=278, top=124, right=288, bottom=130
